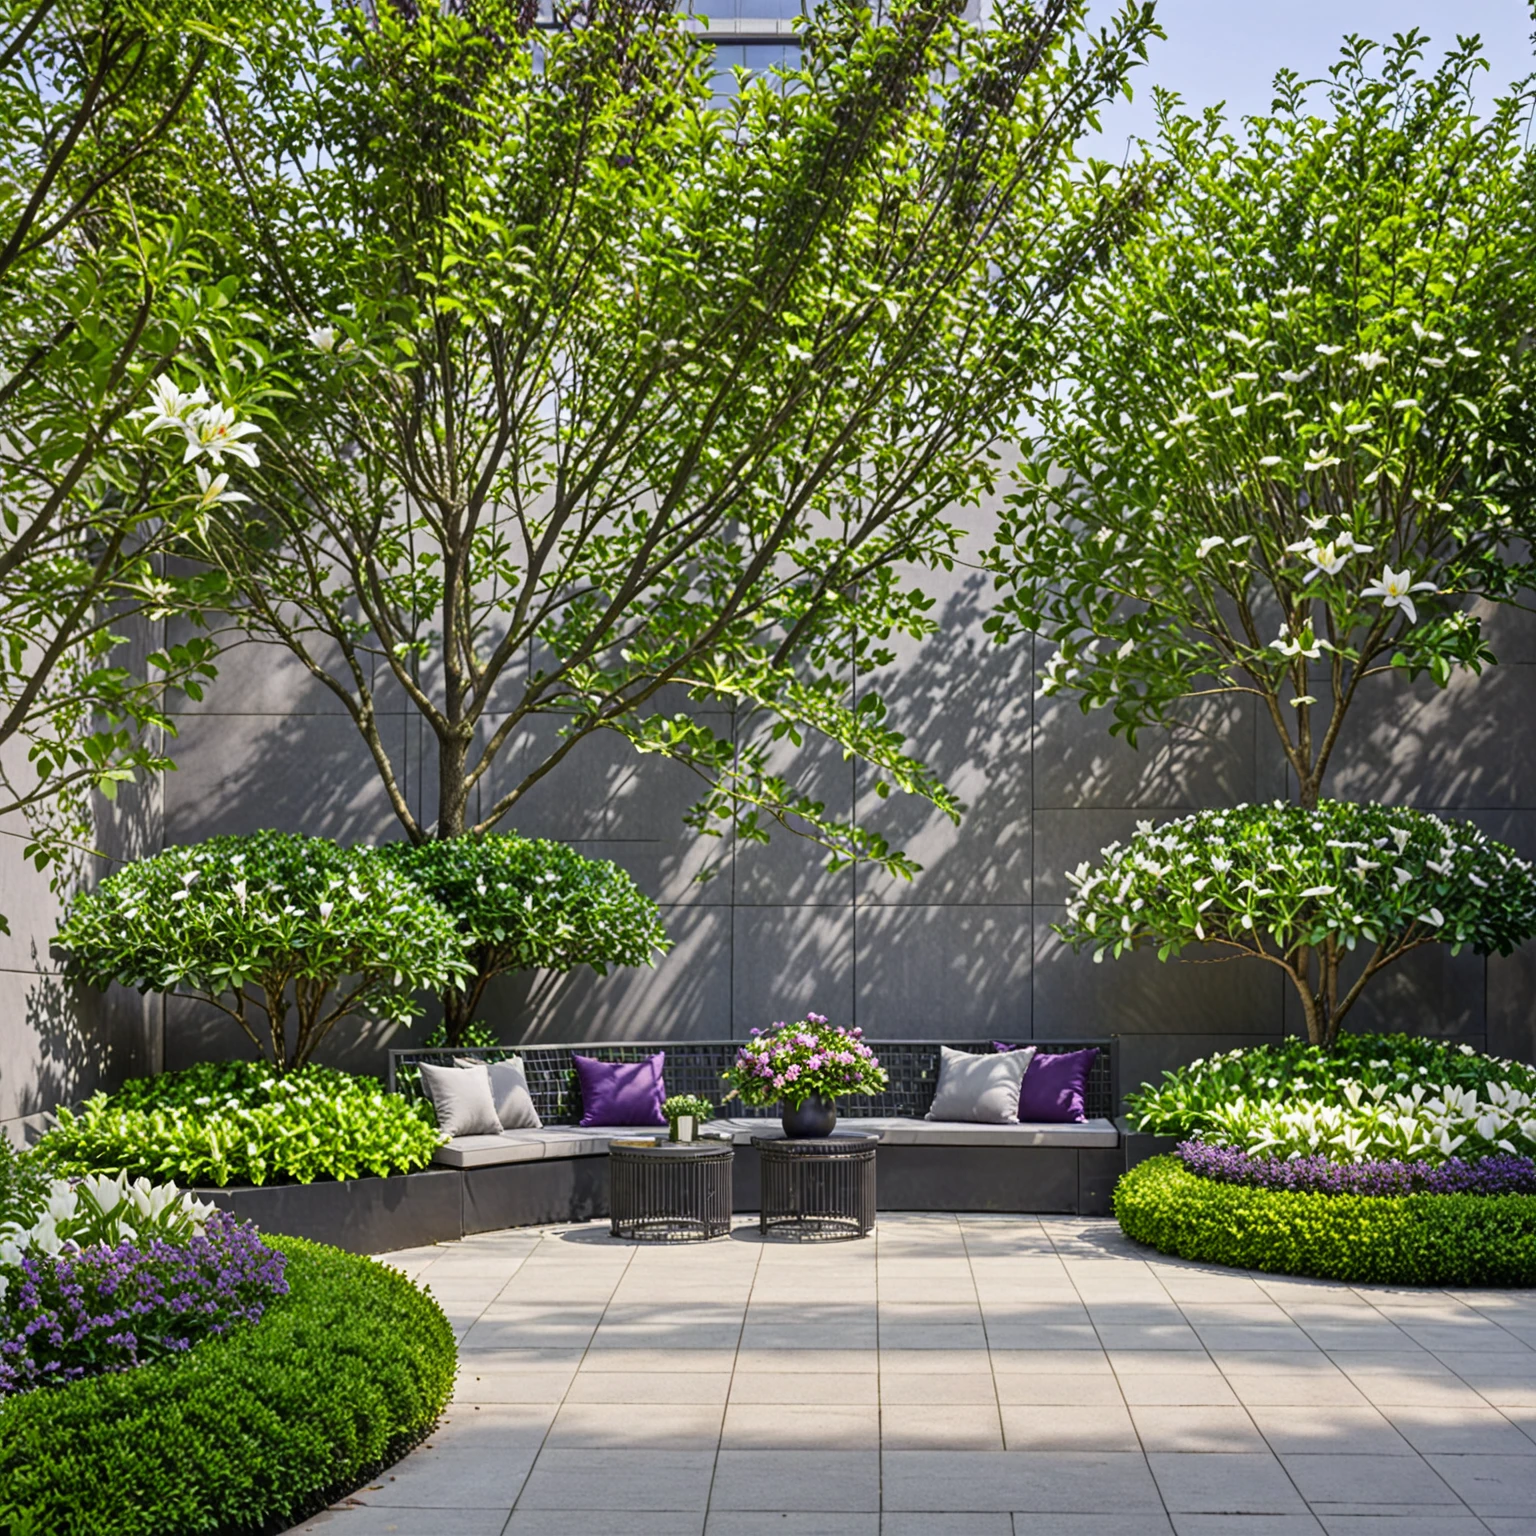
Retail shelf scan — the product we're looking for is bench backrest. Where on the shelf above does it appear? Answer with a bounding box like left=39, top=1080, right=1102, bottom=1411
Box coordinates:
left=389, top=1038, right=1118, bottom=1124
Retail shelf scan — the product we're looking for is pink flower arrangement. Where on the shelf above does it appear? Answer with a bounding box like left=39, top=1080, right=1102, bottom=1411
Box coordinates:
left=724, top=1013, right=887, bottom=1108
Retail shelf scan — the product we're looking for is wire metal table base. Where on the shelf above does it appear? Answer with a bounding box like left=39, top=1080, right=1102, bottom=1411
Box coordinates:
left=609, top=1142, right=734, bottom=1242
left=753, top=1133, right=878, bottom=1241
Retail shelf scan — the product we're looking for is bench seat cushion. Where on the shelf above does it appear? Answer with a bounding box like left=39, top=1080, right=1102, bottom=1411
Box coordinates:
left=432, top=1115, right=1119, bottom=1167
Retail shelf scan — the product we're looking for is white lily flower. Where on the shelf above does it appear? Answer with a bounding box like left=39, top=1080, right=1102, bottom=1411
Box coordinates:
left=136, top=376, right=211, bottom=434
left=1196, top=536, right=1226, bottom=559
left=182, top=404, right=262, bottom=469
left=306, top=324, right=339, bottom=352
left=1420, top=907, right=1445, bottom=927
left=194, top=466, right=248, bottom=511
left=1361, top=565, right=1437, bottom=625
left=1270, top=623, right=1322, bottom=660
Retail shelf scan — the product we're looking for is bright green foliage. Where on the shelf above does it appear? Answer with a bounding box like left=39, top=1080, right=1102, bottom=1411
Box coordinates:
left=1123, top=1034, right=1536, bottom=1163
left=1127, top=1033, right=1536, bottom=1135
left=0, top=1140, right=47, bottom=1228
left=986, top=34, right=1536, bottom=810
left=0, top=1237, right=456, bottom=1536
left=55, top=834, right=470, bottom=1072
left=377, top=834, right=669, bottom=1044
left=0, top=0, right=268, bottom=906
left=663, top=1094, right=714, bottom=1123
left=36, top=1062, right=444, bottom=1186
left=1060, top=801, right=1536, bottom=1046
left=1115, top=1155, right=1536, bottom=1285
left=187, top=0, right=1157, bottom=879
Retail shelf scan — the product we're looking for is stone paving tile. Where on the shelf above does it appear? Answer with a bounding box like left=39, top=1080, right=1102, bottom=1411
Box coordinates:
left=881, top=1403, right=1004, bottom=1449
left=1279, top=1452, right=1463, bottom=1508
left=547, top=1400, right=725, bottom=1448
left=1424, top=1453, right=1536, bottom=1516
left=516, top=1447, right=716, bottom=1511
left=721, top=1403, right=881, bottom=1449
left=707, top=1516, right=878, bottom=1536
left=1247, top=1405, right=1413, bottom=1456
left=507, top=1515, right=705, bottom=1536
left=1001, top=1404, right=1139, bottom=1452
left=294, top=1508, right=513, bottom=1534
left=1317, top=1519, right=1491, bottom=1536
left=283, top=1217, right=1536, bottom=1536
left=882, top=1449, right=1165, bottom=1513
left=1147, top=1451, right=1310, bottom=1514
left=710, top=1451, right=881, bottom=1511
left=1131, top=1404, right=1267, bottom=1452
left=1171, top=1520, right=1325, bottom=1536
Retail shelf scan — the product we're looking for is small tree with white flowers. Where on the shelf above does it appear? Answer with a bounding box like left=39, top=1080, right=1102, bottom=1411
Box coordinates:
left=985, top=34, right=1536, bottom=809
left=1060, top=801, right=1536, bottom=1048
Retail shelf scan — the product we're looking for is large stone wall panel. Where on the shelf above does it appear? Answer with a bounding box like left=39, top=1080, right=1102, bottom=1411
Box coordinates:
left=854, top=903, right=1030, bottom=1039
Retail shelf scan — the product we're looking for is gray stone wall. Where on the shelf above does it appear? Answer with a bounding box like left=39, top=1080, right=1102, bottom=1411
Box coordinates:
left=4, top=491, right=1534, bottom=1125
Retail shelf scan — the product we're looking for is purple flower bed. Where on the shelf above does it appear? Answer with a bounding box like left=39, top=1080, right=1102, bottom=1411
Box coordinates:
left=0, top=1210, right=287, bottom=1397
left=1176, top=1140, right=1536, bottom=1197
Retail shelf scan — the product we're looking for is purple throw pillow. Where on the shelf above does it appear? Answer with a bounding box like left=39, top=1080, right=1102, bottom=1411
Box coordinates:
left=994, top=1044, right=1098, bottom=1123
left=574, top=1052, right=667, bottom=1127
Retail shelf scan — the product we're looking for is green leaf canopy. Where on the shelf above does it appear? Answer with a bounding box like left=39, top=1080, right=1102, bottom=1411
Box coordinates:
left=376, top=833, right=670, bottom=1040
left=55, top=831, right=469, bottom=1070
left=1059, top=800, right=1536, bottom=1047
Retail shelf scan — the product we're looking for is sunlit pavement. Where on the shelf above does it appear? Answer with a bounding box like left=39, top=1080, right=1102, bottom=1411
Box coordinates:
left=289, top=1213, right=1536, bottom=1536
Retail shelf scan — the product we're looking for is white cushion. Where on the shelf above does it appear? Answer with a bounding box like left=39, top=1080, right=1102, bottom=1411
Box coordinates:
left=420, top=1061, right=502, bottom=1137
left=456, top=1055, right=541, bottom=1130
left=926, top=1045, right=1037, bottom=1124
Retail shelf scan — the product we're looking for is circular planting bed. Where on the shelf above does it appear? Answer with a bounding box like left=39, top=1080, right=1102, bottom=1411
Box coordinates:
left=1116, top=1154, right=1536, bottom=1286
left=0, top=1236, right=455, bottom=1536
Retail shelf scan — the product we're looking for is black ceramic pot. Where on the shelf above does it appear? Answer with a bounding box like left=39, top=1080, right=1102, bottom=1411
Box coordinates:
left=780, top=1093, right=838, bottom=1138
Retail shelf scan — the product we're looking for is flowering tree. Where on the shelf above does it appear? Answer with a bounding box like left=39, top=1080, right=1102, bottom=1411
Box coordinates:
left=186, top=0, right=1156, bottom=875
left=376, top=834, right=670, bottom=1045
left=1060, top=800, right=1536, bottom=1048
left=55, top=832, right=470, bottom=1071
left=984, top=34, right=1536, bottom=809
left=0, top=0, right=264, bottom=901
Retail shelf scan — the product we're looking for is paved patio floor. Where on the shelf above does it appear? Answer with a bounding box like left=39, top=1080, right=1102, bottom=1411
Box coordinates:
left=290, top=1213, right=1536, bottom=1536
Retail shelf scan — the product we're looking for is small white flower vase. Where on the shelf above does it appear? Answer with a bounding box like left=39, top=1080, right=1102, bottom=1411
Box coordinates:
left=670, top=1114, right=698, bottom=1144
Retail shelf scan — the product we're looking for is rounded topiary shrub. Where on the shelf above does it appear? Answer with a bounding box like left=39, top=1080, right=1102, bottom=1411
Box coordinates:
left=0, top=1237, right=455, bottom=1536
left=1115, top=1155, right=1536, bottom=1286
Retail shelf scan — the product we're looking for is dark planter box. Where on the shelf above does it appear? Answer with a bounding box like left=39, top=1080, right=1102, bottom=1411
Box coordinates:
left=196, top=1139, right=1124, bottom=1255
left=1120, top=1120, right=1181, bottom=1171
left=197, top=1168, right=463, bottom=1254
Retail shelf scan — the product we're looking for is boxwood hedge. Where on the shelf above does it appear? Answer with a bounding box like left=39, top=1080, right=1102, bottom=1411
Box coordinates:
left=1116, top=1155, right=1536, bottom=1285
left=0, top=1236, right=455, bottom=1536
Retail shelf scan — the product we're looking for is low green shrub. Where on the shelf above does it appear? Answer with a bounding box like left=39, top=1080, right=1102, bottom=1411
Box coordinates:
left=1116, top=1155, right=1536, bottom=1285
left=36, top=1061, right=443, bottom=1187
left=0, top=1236, right=455, bottom=1536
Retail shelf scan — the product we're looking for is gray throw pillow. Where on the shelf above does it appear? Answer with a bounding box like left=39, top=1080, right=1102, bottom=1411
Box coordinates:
left=926, top=1044, right=1037, bottom=1124
left=456, top=1055, right=541, bottom=1131
left=420, top=1061, right=503, bottom=1137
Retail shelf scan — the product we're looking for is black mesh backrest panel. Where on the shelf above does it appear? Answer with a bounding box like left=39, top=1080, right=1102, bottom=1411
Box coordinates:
left=390, top=1039, right=1117, bottom=1123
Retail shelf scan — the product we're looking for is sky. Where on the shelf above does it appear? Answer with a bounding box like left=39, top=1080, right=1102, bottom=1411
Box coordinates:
left=1087, top=0, right=1535, bottom=150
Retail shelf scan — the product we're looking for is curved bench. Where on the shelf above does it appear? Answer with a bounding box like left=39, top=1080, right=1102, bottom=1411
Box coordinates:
left=392, top=1038, right=1121, bottom=1229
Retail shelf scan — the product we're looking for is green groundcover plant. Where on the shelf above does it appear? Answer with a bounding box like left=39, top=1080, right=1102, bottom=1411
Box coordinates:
left=55, top=831, right=469, bottom=1072
left=1115, top=1155, right=1536, bottom=1285
left=36, top=1061, right=444, bottom=1187
left=1060, top=800, right=1536, bottom=1047
left=0, top=1236, right=455, bottom=1536
left=1125, top=1034, right=1536, bottom=1164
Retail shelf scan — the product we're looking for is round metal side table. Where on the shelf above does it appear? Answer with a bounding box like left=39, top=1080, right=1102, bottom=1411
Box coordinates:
left=752, top=1133, right=878, bottom=1241
left=609, top=1141, right=733, bottom=1242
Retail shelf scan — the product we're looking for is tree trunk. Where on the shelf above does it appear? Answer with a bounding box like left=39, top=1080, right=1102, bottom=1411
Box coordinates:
left=435, top=727, right=472, bottom=840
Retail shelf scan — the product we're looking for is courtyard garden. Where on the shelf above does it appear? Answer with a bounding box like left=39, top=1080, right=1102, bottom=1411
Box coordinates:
left=4, top=0, right=1536, bottom=1527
